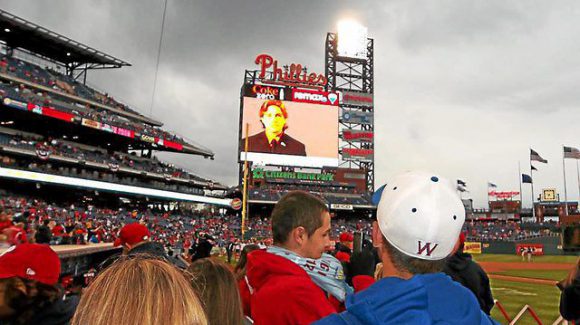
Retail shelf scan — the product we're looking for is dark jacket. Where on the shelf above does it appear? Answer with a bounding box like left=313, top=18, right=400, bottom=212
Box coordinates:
left=559, top=265, right=580, bottom=321
left=99, top=241, right=187, bottom=271
left=443, top=251, right=495, bottom=315
left=26, top=295, right=79, bottom=325
left=35, top=225, right=52, bottom=244
left=243, top=131, right=306, bottom=156
left=314, top=273, right=499, bottom=325
left=192, top=239, right=212, bottom=262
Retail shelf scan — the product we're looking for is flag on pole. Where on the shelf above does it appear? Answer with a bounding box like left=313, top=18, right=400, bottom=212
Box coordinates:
left=522, top=174, right=533, bottom=184
left=564, top=146, right=580, bottom=159
left=531, top=165, right=538, bottom=171
left=530, top=149, right=548, bottom=163
left=457, top=179, right=467, bottom=187
left=487, top=182, right=497, bottom=188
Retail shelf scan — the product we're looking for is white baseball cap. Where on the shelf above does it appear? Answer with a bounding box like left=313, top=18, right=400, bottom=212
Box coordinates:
left=375, top=170, right=465, bottom=260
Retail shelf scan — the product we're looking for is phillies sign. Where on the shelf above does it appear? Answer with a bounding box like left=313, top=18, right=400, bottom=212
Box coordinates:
left=255, top=54, right=327, bottom=87
left=291, top=89, right=338, bottom=106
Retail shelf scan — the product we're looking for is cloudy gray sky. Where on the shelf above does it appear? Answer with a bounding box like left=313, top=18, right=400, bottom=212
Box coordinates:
left=2, top=0, right=580, bottom=208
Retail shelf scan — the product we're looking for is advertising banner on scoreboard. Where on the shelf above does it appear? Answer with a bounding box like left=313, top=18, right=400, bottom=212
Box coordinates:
left=463, top=242, right=482, bottom=254
left=516, top=243, right=544, bottom=256
left=342, top=130, right=373, bottom=142
left=243, top=84, right=286, bottom=100
left=341, top=109, right=373, bottom=125
left=252, top=168, right=334, bottom=181
left=340, top=90, right=373, bottom=107
left=291, top=89, right=339, bottom=106
left=240, top=96, right=339, bottom=167
left=342, top=148, right=374, bottom=161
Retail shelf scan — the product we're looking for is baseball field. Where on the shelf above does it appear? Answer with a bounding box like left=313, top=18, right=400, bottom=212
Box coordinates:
left=473, top=254, right=578, bottom=325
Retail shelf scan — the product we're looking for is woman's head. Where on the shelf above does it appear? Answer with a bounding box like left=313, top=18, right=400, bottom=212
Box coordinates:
left=234, top=244, right=260, bottom=280
left=188, top=258, right=243, bottom=325
left=72, top=256, right=207, bottom=325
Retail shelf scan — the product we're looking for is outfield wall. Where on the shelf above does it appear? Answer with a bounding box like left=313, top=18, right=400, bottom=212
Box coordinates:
left=481, top=236, right=576, bottom=255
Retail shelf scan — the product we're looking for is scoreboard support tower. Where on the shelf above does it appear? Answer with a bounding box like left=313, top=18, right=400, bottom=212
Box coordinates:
left=324, top=32, right=375, bottom=192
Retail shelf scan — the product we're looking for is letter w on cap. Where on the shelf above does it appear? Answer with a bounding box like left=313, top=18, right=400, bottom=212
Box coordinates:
left=417, top=241, right=438, bottom=256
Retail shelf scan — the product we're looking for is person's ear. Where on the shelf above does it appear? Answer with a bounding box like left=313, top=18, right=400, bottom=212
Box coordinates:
left=451, top=236, right=461, bottom=254
left=11, top=278, right=28, bottom=296
left=292, top=226, right=307, bottom=246
left=372, top=221, right=383, bottom=248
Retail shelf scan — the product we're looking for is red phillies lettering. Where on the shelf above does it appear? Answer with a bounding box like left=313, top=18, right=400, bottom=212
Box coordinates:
left=255, top=53, right=328, bottom=87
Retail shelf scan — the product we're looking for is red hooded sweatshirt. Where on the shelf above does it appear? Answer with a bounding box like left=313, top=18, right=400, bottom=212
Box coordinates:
left=244, top=249, right=338, bottom=325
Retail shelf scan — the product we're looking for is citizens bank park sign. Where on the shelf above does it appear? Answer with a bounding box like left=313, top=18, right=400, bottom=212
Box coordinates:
left=252, top=168, right=334, bottom=181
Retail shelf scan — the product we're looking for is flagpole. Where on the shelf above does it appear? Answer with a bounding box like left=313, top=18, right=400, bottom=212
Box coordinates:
left=518, top=161, right=523, bottom=212
left=529, top=148, right=536, bottom=220
left=241, top=123, right=250, bottom=242
left=562, top=145, right=569, bottom=216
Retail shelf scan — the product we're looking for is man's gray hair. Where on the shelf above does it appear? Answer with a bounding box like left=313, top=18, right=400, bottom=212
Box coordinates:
left=383, top=236, right=448, bottom=274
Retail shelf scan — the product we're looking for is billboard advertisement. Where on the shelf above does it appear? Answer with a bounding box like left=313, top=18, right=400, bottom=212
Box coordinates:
left=341, top=109, right=373, bottom=125
left=342, top=148, right=373, bottom=162
left=342, top=130, right=373, bottom=142
left=340, top=90, right=373, bottom=107
left=516, top=243, right=544, bottom=256
left=463, top=242, right=482, bottom=254
left=240, top=95, right=339, bottom=167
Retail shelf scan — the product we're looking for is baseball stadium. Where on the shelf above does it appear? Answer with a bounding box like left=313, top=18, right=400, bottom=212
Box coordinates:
left=0, top=4, right=578, bottom=325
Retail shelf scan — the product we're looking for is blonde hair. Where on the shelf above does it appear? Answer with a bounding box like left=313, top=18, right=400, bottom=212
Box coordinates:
left=188, top=258, right=244, bottom=325
left=71, top=256, right=207, bottom=325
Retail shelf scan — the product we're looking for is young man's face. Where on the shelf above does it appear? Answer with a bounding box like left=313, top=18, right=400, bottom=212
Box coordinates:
left=261, top=105, right=286, bottom=135
left=301, top=211, right=331, bottom=259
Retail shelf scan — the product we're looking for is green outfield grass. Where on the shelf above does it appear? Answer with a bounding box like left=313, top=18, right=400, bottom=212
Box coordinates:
left=490, top=278, right=561, bottom=325
left=473, top=253, right=578, bottom=264
left=491, top=269, right=569, bottom=282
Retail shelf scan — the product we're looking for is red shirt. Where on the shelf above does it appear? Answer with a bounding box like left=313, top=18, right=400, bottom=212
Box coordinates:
left=0, top=220, right=12, bottom=232
left=245, top=250, right=337, bottom=324
left=52, top=224, right=65, bottom=236
left=6, top=226, right=28, bottom=245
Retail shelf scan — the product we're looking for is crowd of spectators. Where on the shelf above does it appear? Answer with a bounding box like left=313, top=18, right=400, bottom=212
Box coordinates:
left=0, top=132, right=213, bottom=184
left=250, top=184, right=372, bottom=206
left=0, top=56, right=191, bottom=146
left=463, top=220, right=559, bottom=242
left=0, top=191, right=379, bottom=254
left=0, top=133, right=215, bottom=195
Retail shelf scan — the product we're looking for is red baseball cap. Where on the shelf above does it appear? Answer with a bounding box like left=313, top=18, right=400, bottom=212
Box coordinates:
left=114, top=223, right=150, bottom=247
left=459, top=232, right=466, bottom=247
left=0, top=244, right=61, bottom=285
left=339, top=232, right=354, bottom=243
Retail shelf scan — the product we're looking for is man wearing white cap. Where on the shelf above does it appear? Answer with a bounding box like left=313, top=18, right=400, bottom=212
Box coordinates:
left=314, top=171, right=499, bottom=325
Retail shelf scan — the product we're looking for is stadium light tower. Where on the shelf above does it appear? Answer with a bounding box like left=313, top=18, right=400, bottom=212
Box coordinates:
left=337, top=20, right=368, bottom=60
left=325, top=20, right=375, bottom=192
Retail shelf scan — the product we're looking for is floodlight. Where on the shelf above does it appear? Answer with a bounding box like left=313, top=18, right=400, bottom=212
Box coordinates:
left=337, top=20, right=368, bottom=59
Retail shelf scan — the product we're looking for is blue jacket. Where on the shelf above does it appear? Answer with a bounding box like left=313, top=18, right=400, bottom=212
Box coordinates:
left=313, top=273, right=499, bottom=325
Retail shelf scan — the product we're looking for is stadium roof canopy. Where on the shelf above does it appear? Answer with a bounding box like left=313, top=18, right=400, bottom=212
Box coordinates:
left=0, top=9, right=130, bottom=68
